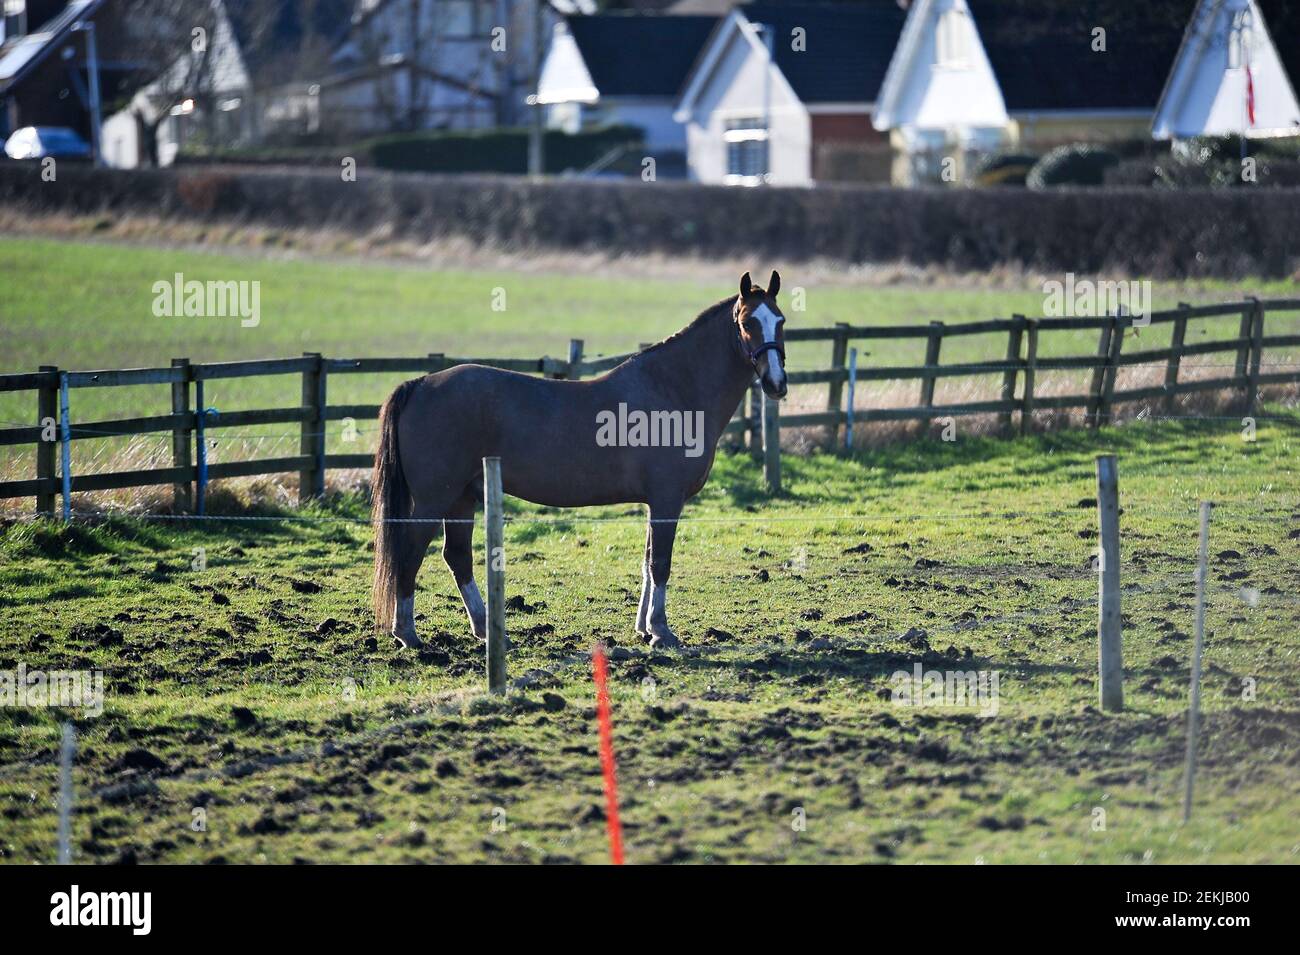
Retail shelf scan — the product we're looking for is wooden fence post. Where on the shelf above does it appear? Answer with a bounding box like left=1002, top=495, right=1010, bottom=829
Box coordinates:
left=59, top=373, right=71, bottom=522
left=844, top=347, right=858, bottom=451
left=762, top=393, right=781, bottom=494
left=483, top=456, right=507, bottom=693
left=998, top=316, right=1025, bottom=432
left=1098, top=314, right=1125, bottom=426
left=1245, top=298, right=1264, bottom=414
left=1182, top=501, right=1212, bottom=823
left=825, top=322, right=850, bottom=447
left=1020, top=320, right=1039, bottom=436
left=1163, top=303, right=1190, bottom=417
left=299, top=352, right=326, bottom=503
left=36, top=366, right=58, bottom=516
left=169, top=358, right=192, bottom=513
left=1233, top=301, right=1254, bottom=408
left=195, top=379, right=209, bottom=515
left=427, top=352, right=445, bottom=373
left=1096, top=453, right=1123, bottom=713
left=1086, top=319, right=1113, bottom=429
left=726, top=397, right=745, bottom=452
left=919, top=321, right=944, bottom=436
left=567, top=339, right=584, bottom=380
left=748, top=382, right=762, bottom=462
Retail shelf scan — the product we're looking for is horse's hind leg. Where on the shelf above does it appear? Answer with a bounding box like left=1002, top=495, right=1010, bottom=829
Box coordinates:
left=393, top=505, right=443, bottom=649
left=443, top=487, right=486, bottom=639
left=635, top=521, right=652, bottom=636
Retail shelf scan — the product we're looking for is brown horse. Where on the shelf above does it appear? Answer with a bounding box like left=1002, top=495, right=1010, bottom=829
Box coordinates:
left=372, top=270, right=787, bottom=650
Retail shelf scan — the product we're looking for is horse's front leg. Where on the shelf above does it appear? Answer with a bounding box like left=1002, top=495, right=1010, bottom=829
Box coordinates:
left=645, top=499, right=683, bottom=650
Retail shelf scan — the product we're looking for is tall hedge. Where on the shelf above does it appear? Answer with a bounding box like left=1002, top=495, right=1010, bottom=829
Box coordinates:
left=175, top=125, right=645, bottom=175
left=365, top=125, right=644, bottom=175
left=2, top=163, right=1298, bottom=277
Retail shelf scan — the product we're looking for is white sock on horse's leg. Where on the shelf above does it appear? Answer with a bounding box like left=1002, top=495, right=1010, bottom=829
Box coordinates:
left=635, top=563, right=652, bottom=634
left=393, top=595, right=421, bottom=648
left=460, top=581, right=486, bottom=638
left=648, top=584, right=667, bottom=623
left=646, top=584, right=681, bottom=649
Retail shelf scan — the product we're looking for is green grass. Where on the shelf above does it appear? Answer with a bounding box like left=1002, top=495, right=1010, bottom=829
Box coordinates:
left=1, top=414, right=1297, bottom=863
left=0, top=235, right=1297, bottom=862
left=2, top=235, right=1297, bottom=423
left=3, top=235, right=1298, bottom=492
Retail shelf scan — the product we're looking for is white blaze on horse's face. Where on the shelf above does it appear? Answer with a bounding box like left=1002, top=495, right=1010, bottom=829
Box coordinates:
left=753, top=302, right=787, bottom=397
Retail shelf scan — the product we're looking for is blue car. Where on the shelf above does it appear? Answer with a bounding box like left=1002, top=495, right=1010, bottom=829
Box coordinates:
left=4, top=126, right=92, bottom=160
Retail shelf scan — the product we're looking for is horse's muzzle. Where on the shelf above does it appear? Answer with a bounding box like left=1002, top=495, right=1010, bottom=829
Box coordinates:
left=760, top=370, right=788, bottom=400
left=750, top=342, right=787, bottom=400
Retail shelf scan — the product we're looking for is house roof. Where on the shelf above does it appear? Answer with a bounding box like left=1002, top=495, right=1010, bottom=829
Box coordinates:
left=968, top=0, right=1198, bottom=113
left=1153, top=0, right=1300, bottom=138
left=744, top=1, right=908, bottom=103
left=565, top=14, right=719, bottom=98
left=0, top=0, right=107, bottom=93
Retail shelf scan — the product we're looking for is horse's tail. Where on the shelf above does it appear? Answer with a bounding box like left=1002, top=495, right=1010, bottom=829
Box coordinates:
left=372, top=378, right=419, bottom=633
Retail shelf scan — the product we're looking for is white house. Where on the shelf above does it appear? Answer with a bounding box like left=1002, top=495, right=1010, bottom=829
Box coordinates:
left=674, top=2, right=906, bottom=186
left=325, top=0, right=500, bottom=134
left=323, top=0, right=595, bottom=136
left=872, top=0, right=1209, bottom=183
left=1152, top=0, right=1300, bottom=139
left=536, top=14, right=718, bottom=154
left=102, top=0, right=251, bottom=167
left=871, top=0, right=1007, bottom=182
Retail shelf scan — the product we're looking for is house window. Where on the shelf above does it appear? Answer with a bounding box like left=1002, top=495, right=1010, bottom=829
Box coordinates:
left=1228, top=9, right=1252, bottom=70
left=936, top=8, right=969, bottom=67
left=724, top=116, right=768, bottom=183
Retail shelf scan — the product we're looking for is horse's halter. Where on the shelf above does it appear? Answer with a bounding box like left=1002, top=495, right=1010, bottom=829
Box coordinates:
left=734, top=300, right=787, bottom=375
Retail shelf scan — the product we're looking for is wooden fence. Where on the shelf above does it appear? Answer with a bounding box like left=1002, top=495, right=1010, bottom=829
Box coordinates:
left=2, top=299, right=1298, bottom=512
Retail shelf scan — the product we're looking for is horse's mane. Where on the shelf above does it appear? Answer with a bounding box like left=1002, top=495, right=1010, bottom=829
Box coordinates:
left=637, top=294, right=740, bottom=359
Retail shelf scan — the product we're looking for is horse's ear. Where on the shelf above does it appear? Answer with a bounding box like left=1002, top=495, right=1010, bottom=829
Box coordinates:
left=739, top=271, right=752, bottom=298
left=768, top=270, right=781, bottom=298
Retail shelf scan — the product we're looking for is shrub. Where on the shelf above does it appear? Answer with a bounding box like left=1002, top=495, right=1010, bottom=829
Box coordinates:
left=175, top=172, right=244, bottom=214
left=1027, top=144, right=1120, bottom=189
left=1105, top=150, right=1300, bottom=189
left=972, top=152, right=1038, bottom=187
left=1103, top=158, right=1162, bottom=188
left=1254, top=158, right=1300, bottom=187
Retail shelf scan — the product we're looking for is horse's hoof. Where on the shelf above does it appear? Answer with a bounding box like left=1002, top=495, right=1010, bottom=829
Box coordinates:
left=648, top=628, right=682, bottom=651
left=393, top=632, right=424, bottom=650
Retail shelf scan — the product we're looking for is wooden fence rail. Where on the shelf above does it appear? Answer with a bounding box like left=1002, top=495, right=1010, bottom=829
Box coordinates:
left=2, top=300, right=1298, bottom=510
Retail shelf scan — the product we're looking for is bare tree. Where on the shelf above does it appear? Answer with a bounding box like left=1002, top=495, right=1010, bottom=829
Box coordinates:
left=118, top=0, right=225, bottom=164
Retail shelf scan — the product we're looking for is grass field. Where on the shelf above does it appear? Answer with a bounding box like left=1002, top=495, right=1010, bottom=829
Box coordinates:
left=3, top=235, right=1299, bottom=506
left=1, top=234, right=1297, bottom=864
left=3, top=235, right=1299, bottom=416
left=1, top=413, right=1297, bottom=864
